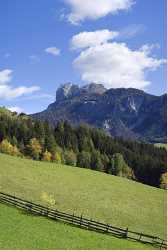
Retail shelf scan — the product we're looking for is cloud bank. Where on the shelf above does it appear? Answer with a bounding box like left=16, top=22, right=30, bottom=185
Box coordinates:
left=72, top=30, right=167, bottom=89
left=64, top=0, right=134, bottom=24
left=0, top=69, right=40, bottom=100
left=71, top=30, right=119, bottom=49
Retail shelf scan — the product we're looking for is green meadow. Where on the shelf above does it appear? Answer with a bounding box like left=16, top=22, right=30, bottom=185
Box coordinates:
left=0, top=203, right=155, bottom=250
left=0, top=153, right=167, bottom=240
left=155, top=143, right=167, bottom=150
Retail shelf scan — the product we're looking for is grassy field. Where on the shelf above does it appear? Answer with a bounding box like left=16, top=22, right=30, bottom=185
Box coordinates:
left=0, top=153, right=167, bottom=240
left=0, top=202, right=155, bottom=250
left=155, top=143, right=167, bottom=150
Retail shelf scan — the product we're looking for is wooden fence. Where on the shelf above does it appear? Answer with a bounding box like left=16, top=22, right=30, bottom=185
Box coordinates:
left=0, top=192, right=167, bottom=249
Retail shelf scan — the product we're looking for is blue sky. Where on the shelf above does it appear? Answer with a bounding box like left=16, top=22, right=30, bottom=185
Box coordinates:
left=0, top=0, right=167, bottom=114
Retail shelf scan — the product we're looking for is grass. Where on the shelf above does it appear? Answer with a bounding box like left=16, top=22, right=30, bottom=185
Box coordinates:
left=0, top=153, right=167, bottom=240
left=155, top=143, right=167, bottom=150
left=0, top=202, right=155, bottom=250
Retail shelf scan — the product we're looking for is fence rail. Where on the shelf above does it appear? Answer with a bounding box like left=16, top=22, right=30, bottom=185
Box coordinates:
left=0, top=192, right=167, bottom=249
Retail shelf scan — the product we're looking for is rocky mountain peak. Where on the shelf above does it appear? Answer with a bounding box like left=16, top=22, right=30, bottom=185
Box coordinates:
left=56, top=83, right=79, bottom=102
left=82, top=83, right=106, bottom=95
left=56, top=82, right=106, bottom=103
left=32, top=84, right=167, bottom=143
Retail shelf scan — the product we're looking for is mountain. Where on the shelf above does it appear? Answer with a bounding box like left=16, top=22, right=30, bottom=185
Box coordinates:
left=32, top=83, right=167, bottom=143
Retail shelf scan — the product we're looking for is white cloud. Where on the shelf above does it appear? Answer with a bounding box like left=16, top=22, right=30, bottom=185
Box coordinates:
left=45, top=47, right=61, bottom=56
left=7, top=106, right=24, bottom=114
left=73, top=39, right=167, bottom=89
left=0, top=69, right=40, bottom=100
left=71, top=30, right=119, bottom=50
left=0, top=69, right=12, bottom=85
left=64, top=0, right=134, bottom=24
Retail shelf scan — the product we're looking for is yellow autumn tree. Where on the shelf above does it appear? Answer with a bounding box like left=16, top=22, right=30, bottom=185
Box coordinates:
left=160, top=173, right=167, bottom=190
left=11, top=145, right=21, bottom=156
left=52, top=151, right=62, bottom=163
left=0, top=139, right=13, bottom=155
left=0, top=139, right=21, bottom=156
left=27, top=138, right=42, bottom=160
left=42, top=150, right=52, bottom=162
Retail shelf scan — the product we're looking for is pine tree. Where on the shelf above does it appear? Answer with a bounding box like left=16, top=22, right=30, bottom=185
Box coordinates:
left=64, top=150, right=77, bottom=166
left=77, top=151, right=91, bottom=168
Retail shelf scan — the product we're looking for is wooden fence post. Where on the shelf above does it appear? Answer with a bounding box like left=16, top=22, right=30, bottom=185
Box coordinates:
left=54, top=209, right=58, bottom=219
left=72, top=212, right=74, bottom=224
left=87, top=219, right=91, bottom=229
left=80, top=214, right=83, bottom=227
left=160, top=239, right=164, bottom=249
left=125, top=227, right=129, bottom=238
left=45, top=208, right=49, bottom=216
left=139, top=232, right=142, bottom=241
left=106, top=224, right=109, bottom=233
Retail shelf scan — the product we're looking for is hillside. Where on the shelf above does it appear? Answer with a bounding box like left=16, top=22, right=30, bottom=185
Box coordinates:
left=0, top=153, right=167, bottom=239
left=155, top=143, right=167, bottom=150
left=1, top=108, right=167, bottom=188
left=0, top=203, right=155, bottom=250
left=32, top=83, right=167, bottom=143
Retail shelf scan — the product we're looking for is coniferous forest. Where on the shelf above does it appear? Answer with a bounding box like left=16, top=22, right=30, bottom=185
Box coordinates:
left=0, top=107, right=167, bottom=188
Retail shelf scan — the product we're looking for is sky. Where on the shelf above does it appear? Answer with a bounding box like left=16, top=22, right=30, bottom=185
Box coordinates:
left=0, top=0, right=167, bottom=114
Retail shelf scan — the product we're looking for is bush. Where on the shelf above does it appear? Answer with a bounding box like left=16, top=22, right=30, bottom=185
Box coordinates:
left=52, top=152, right=62, bottom=163
left=42, top=150, right=52, bottom=162
left=64, top=150, right=77, bottom=166
left=0, top=139, right=21, bottom=157
left=160, top=173, right=167, bottom=190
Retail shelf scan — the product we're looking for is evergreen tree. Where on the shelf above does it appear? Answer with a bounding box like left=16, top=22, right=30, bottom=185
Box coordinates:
left=91, top=150, right=104, bottom=171
left=109, top=153, right=134, bottom=179
left=77, top=151, right=91, bottom=168
left=64, top=150, right=77, bottom=166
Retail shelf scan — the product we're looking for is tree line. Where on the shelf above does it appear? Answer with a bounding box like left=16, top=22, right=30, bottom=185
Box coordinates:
left=0, top=107, right=167, bottom=189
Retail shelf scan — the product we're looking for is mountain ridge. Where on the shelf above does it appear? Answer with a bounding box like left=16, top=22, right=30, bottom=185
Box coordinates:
left=32, top=83, right=167, bottom=143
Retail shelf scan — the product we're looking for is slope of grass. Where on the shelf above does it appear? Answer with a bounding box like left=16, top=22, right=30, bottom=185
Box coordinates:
left=155, top=143, right=167, bottom=150
left=0, top=203, right=155, bottom=250
left=0, top=153, right=167, bottom=239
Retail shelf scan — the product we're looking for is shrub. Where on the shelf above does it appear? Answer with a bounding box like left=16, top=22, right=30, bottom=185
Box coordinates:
left=52, top=152, right=62, bottom=163
left=0, top=139, right=21, bottom=157
left=41, top=192, right=55, bottom=206
left=42, top=150, right=52, bottom=162
left=64, top=150, right=77, bottom=166
left=160, top=172, right=167, bottom=190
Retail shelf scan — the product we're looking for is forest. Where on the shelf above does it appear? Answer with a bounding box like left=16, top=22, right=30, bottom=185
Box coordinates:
left=0, top=107, right=167, bottom=188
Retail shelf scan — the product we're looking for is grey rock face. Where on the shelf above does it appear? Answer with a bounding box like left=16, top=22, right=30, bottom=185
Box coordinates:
left=32, top=83, right=167, bottom=143
left=56, top=83, right=80, bottom=102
